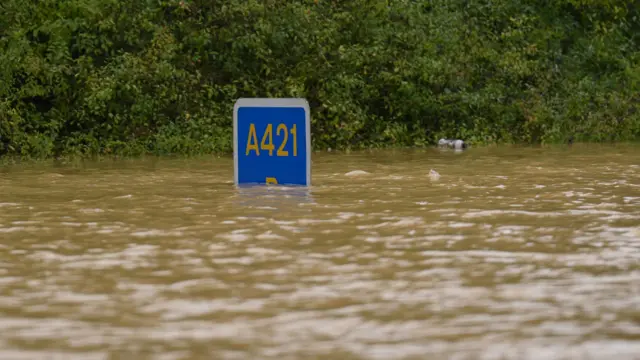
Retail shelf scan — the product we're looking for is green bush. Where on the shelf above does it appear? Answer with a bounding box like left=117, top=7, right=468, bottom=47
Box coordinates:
left=1, top=0, right=639, bottom=159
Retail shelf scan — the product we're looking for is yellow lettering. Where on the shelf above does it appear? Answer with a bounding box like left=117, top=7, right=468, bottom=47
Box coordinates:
left=277, top=124, right=289, bottom=156
left=245, top=123, right=259, bottom=156
left=266, top=177, right=278, bottom=185
left=261, top=124, right=275, bottom=156
left=245, top=123, right=300, bottom=157
left=291, top=124, right=298, bottom=156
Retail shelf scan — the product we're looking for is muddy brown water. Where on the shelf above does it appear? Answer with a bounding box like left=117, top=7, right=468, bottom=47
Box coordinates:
left=1, top=144, right=639, bottom=360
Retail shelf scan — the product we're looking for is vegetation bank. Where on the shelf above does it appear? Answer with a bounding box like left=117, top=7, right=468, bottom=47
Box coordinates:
left=1, top=0, right=639, bottom=159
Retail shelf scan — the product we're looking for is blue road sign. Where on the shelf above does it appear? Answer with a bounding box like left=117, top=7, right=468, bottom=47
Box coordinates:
left=233, top=98, right=311, bottom=187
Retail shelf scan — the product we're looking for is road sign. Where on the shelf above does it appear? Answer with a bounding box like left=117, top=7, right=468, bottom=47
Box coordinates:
left=233, top=98, right=311, bottom=187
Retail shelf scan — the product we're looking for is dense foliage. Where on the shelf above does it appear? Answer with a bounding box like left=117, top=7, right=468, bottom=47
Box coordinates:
left=1, top=0, right=639, bottom=158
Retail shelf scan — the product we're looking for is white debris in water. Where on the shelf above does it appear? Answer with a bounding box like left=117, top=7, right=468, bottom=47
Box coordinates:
left=439, top=138, right=467, bottom=149
left=429, top=169, right=441, bottom=181
left=344, top=170, right=370, bottom=177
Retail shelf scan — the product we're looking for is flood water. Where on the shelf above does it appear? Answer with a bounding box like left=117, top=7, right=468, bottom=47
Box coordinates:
left=1, top=144, right=639, bottom=360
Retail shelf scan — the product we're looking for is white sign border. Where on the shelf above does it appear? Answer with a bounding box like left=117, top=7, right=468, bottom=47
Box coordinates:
left=233, top=98, right=311, bottom=187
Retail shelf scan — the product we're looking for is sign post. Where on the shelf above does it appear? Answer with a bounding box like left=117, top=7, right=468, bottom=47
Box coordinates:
left=233, top=98, right=311, bottom=187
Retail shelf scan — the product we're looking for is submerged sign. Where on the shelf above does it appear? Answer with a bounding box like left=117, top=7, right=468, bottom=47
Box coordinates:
left=233, top=98, right=311, bottom=186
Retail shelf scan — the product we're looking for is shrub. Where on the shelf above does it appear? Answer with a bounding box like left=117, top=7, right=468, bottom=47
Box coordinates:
left=1, top=0, right=638, bottom=159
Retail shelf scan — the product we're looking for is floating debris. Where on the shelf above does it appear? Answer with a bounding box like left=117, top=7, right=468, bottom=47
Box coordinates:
left=345, top=170, right=370, bottom=177
left=429, top=169, right=441, bottom=181
left=438, top=138, right=467, bottom=150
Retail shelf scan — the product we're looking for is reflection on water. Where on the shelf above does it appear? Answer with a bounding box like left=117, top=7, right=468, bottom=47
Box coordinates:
left=0, top=144, right=639, bottom=359
left=232, top=185, right=315, bottom=210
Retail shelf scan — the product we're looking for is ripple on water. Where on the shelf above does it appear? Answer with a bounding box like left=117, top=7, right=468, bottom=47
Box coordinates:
left=0, top=147, right=639, bottom=359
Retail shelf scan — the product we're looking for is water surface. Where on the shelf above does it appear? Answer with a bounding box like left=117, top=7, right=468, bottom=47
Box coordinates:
left=1, top=144, right=639, bottom=359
